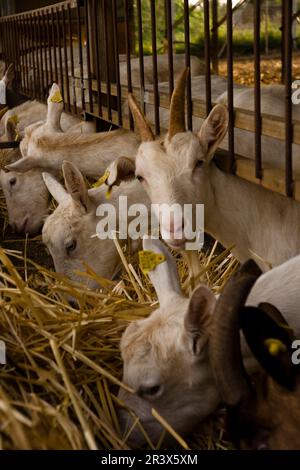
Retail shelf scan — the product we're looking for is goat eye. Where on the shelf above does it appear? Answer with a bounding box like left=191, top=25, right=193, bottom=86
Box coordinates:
left=66, top=239, right=77, bottom=255
left=136, top=175, right=144, bottom=183
left=137, top=384, right=162, bottom=398
left=195, top=160, right=204, bottom=169
left=9, top=177, right=17, bottom=186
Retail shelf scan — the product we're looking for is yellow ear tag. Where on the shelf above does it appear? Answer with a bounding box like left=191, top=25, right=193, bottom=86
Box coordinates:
left=105, top=186, right=113, bottom=199
left=138, top=250, right=166, bottom=275
left=9, top=114, right=19, bottom=125
left=264, top=338, right=287, bottom=357
left=92, top=170, right=110, bottom=189
left=50, top=90, right=63, bottom=103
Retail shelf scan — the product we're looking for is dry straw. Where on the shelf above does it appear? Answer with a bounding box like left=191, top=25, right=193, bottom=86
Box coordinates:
left=0, top=198, right=237, bottom=449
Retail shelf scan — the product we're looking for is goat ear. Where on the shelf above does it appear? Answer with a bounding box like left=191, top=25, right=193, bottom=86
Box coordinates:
left=5, top=156, right=39, bottom=173
left=42, top=172, right=68, bottom=204
left=106, top=157, right=136, bottom=187
left=62, top=161, right=90, bottom=211
left=241, top=303, right=297, bottom=390
left=198, top=104, right=228, bottom=161
left=184, top=285, right=216, bottom=355
left=142, top=237, right=182, bottom=306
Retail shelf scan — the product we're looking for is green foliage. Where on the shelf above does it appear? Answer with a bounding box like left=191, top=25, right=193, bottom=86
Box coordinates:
left=134, top=1, right=293, bottom=58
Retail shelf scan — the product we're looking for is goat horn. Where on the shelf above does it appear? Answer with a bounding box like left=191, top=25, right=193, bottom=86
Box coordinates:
left=128, top=93, right=155, bottom=142
left=209, top=259, right=262, bottom=407
left=0, top=106, right=9, bottom=119
left=168, top=67, right=189, bottom=139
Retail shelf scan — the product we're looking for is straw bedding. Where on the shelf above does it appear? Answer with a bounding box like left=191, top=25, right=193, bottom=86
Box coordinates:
left=0, top=172, right=238, bottom=450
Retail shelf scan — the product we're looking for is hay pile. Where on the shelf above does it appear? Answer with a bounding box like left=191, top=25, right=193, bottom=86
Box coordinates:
left=0, top=192, right=238, bottom=449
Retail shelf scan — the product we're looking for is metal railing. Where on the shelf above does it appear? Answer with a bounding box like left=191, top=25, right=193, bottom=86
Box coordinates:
left=0, top=0, right=297, bottom=199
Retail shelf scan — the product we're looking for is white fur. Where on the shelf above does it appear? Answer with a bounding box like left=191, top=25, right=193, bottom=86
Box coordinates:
left=119, top=238, right=300, bottom=445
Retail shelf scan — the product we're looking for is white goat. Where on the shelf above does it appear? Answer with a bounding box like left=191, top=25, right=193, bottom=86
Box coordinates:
left=119, top=54, right=204, bottom=86
left=6, top=83, right=139, bottom=177
left=0, top=85, right=96, bottom=234
left=106, top=70, right=300, bottom=270
left=118, top=236, right=300, bottom=446
left=42, top=161, right=150, bottom=288
left=0, top=83, right=139, bottom=234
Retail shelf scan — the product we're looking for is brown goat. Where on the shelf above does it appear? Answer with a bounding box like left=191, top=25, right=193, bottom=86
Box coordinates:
left=210, top=260, right=300, bottom=450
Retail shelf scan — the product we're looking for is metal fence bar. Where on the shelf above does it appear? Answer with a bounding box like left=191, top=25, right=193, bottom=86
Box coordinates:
left=102, top=0, right=111, bottom=121
left=150, top=0, right=160, bottom=135
left=165, top=0, right=174, bottom=99
left=67, top=3, right=77, bottom=113
left=284, top=0, right=293, bottom=197
left=43, top=12, right=49, bottom=90
left=30, top=13, right=38, bottom=99
left=254, top=0, right=262, bottom=179
left=76, top=0, right=85, bottom=111
left=56, top=8, right=65, bottom=104
left=84, top=0, right=93, bottom=113
left=51, top=7, right=59, bottom=83
left=136, top=0, right=146, bottom=111
left=184, top=0, right=192, bottom=130
left=37, top=12, right=45, bottom=99
left=226, top=0, right=235, bottom=172
left=112, top=0, right=122, bottom=125
left=211, top=0, right=219, bottom=74
left=62, top=6, right=71, bottom=111
left=25, top=15, right=33, bottom=97
left=46, top=10, right=53, bottom=85
left=93, top=0, right=102, bottom=118
left=203, top=0, right=212, bottom=115
left=124, top=0, right=133, bottom=130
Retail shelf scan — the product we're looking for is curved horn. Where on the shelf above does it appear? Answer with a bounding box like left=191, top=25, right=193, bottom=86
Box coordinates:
left=168, top=67, right=189, bottom=139
left=209, top=260, right=262, bottom=407
left=0, top=106, right=9, bottom=119
left=128, top=93, right=155, bottom=142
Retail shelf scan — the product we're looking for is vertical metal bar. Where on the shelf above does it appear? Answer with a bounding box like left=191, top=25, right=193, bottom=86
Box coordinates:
left=51, top=8, right=59, bottom=83
left=284, top=0, right=293, bottom=197
left=13, top=19, right=19, bottom=85
left=56, top=8, right=65, bottom=104
left=62, top=6, right=71, bottom=111
left=112, top=0, right=121, bottom=125
left=18, top=17, right=24, bottom=92
left=281, top=1, right=286, bottom=84
left=227, top=0, right=235, bottom=172
left=34, top=13, right=42, bottom=100
left=165, top=0, right=174, bottom=100
left=204, top=0, right=212, bottom=114
left=46, top=10, right=53, bottom=85
left=25, top=15, right=33, bottom=97
left=76, top=0, right=85, bottom=111
left=68, top=3, right=77, bottom=113
left=30, top=13, right=38, bottom=99
left=102, top=0, right=111, bottom=120
left=23, top=15, right=29, bottom=95
left=43, top=11, right=49, bottom=90
left=41, top=11, right=50, bottom=91
left=124, top=0, right=133, bottom=130
left=136, top=0, right=146, bottom=111
left=38, top=12, right=45, bottom=100
left=150, top=0, right=160, bottom=135
left=93, top=0, right=102, bottom=117
left=254, top=0, right=262, bottom=179
left=211, top=0, right=219, bottom=74
left=84, top=0, right=93, bottom=113
left=184, top=0, right=192, bottom=130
